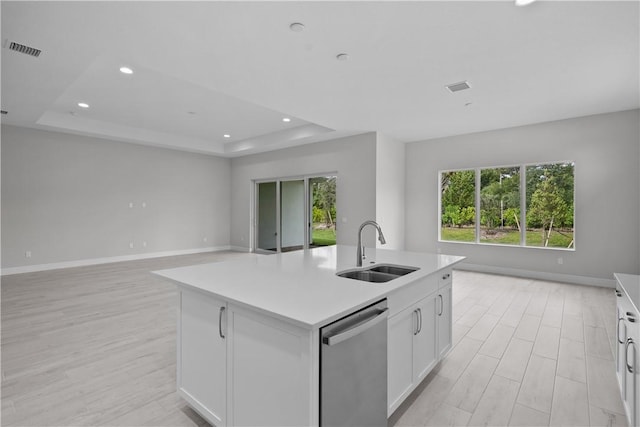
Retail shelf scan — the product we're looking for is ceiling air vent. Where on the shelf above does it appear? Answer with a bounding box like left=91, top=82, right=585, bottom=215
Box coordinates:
left=445, top=81, right=471, bottom=93
left=7, top=41, right=41, bottom=58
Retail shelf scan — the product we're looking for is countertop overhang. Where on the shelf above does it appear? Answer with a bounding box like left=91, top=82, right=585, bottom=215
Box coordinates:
left=615, top=272, right=640, bottom=313
left=154, top=245, right=465, bottom=329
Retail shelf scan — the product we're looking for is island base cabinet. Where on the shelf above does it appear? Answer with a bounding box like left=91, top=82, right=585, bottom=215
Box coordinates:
left=615, top=278, right=639, bottom=427
left=387, top=270, right=454, bottom=417
left=387, top=294, right=438, bottom=416
left=178, top=289, right=317, bottom=427
left=437, top=282, right=453, bottom=359
left=178, top=290, right=227, bottom=426
left=227, top=306, right=314, bottom=426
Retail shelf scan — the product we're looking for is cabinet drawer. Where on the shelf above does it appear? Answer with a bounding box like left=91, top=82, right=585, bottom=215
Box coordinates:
left=388, top=275, right=438, bottom=317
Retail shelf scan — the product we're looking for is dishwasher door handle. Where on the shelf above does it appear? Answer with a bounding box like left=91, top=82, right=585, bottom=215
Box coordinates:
left=323, top=308, right=389, bottom=346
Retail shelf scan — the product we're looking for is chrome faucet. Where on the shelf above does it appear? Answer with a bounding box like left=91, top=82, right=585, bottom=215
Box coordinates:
left=356, top=220, right=386, bottom=267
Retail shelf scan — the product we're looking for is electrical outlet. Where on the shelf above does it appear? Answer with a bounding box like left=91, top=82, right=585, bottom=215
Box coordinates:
left=557, top=257, right=563, bottom=265
left=203, top=237, right=208, bottom=243
left=142, top=241, right=147, bottom=248
left=129, top=242, right=134, bottom=249
left=142, top=202, right=146, bottom=208
left=129, top=202, right=134, bottom=209
left=25, top=250, right=31, bottom=258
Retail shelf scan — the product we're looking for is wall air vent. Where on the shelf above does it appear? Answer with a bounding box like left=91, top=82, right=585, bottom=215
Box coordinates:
left=7, top=41, right=41, bottom=58
left=445, top=81, right=471, bottom=93
left=1, top=110, right=7, bottom=115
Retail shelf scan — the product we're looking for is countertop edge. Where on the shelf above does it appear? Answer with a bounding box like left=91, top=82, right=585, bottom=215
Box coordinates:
left=154, top=248, right=466, bottom=330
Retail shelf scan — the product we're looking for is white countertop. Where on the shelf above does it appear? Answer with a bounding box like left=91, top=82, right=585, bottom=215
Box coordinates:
left=615, top=273, right=640, bottom=314
left=154, top=245, right=465, bottom=329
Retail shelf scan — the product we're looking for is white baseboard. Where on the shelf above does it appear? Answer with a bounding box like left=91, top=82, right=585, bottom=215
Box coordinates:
left=229, top=245, right=252, bottom=253
left=1, top=246, right=234, bottom=276
left=458, top=262, right=616, bottom=288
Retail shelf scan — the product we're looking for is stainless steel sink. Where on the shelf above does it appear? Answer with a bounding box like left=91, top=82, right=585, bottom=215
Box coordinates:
left=336, top=270, right=397, bottom=283
left=368, top=265, right=418, bottom=276
left=336, top=264, right=420, bottom=283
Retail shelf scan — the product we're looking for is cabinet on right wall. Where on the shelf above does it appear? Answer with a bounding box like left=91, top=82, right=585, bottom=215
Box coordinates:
left=614, top=273, right=639, bottom=427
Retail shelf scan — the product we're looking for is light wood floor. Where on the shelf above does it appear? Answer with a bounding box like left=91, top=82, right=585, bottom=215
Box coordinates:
left=1, top=252, right=628, bottom=426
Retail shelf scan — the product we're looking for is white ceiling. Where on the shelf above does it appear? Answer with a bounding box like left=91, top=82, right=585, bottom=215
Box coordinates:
left=1, top=1, right=638, bottom=157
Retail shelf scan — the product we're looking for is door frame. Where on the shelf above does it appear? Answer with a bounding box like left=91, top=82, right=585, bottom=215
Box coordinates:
left=251, top=172, right=337, bottom=254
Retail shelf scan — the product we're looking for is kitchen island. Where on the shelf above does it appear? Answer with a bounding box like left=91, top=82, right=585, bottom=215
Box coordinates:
left=155, top=245, right=465, bottom=426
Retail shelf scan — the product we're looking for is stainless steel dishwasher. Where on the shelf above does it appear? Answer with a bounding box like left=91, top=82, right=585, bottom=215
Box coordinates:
left=320, top=299, right=388, bottom=427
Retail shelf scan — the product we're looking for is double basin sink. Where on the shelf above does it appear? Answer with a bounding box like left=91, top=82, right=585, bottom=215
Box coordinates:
left=337, top=264, right=419, bottom=283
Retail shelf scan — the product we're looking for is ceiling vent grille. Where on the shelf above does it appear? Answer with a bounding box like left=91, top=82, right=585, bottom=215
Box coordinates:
left=445, top=81, right=471, bottom=93
left=7, top=41, right=41, bottom=58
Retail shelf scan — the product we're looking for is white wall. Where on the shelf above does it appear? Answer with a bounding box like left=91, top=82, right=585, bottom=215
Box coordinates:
left=230, top=133, right=377, bottom=250
left=405, top=110, right=640, bottom=283
left=1, top=125, right=231, bottom=271
left=376, top=132, right=406, bottom=250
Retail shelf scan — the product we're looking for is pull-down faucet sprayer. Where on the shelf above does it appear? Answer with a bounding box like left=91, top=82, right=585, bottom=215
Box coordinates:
left=356, top=220, right=386, bottom=267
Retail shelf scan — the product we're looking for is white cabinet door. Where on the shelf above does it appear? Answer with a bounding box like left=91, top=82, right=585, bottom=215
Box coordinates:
left=388, top=292, right=439, bottom=416
left=388, top=306, right=415, bottom=415
left=623, top=310, right=638, bottom=427
left=179, top=290, right=227, bottom=426
left=228, top=305, right=312, bottom=426
left=616, top=300, right=627, bottom=393
left=438, top=282, right=453, bottom=359
left=413, top=295, right=438, bottom=383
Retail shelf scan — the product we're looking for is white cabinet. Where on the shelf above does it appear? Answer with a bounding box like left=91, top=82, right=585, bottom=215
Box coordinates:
left=178, top=290, right=227, bottom=426
left=388, top=304, right=415, bottom=413
left=615, top=275, right=639, bottom=427
left=387, top=268, right=453, bottom=416
left=414, top=295, right=438, bottom=382
left=388, top=295, right=438, bottom=414
left=437, top=279, right=453, bottom=359
left=227, top=305, right=313, bottom=426
left=178, top=288, right=314, bottom=427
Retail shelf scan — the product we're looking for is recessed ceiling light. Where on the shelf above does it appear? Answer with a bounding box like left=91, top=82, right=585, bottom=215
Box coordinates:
left=515, top=0, right=537, bottom=6
left=336, top=53, right=350, bottom=61
left=223, top=134, right=231, bottom=138
left=119, top=66, right=133, bottom=74
left=282, top=117, right=291, bottom=123
left=289, top=22, right=305, bottom=32
left=77, top=102, right=90, bottom=108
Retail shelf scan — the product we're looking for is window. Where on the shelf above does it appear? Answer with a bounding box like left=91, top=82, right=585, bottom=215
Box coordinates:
left=440, top=170, right=475, bottom=242
left=440, top=162, right=574, bottom=249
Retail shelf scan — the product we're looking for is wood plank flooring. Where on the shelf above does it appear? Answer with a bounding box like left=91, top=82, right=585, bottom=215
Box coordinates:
left=1, top=251, right=247, bottom=427
left=1, top=253, right=628, bottom=426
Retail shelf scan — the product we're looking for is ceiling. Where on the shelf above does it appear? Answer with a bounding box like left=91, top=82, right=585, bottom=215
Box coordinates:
left=1, top=1, right=638, bottom=157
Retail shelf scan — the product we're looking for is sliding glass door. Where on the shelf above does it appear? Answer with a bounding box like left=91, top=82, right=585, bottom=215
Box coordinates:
left=254, top=174, right=336, bottom=254
left=256, top=182, right=278, bottom=253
